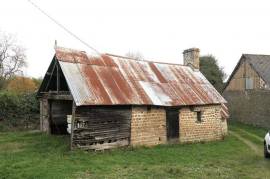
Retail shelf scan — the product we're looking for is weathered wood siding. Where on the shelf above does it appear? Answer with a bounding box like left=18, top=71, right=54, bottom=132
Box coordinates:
left=72, top=106, right=131, bottom=150
left=225, top=59, right=265, bottom=91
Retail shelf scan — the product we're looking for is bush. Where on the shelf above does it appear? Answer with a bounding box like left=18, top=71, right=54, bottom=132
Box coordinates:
left=0, top=91, right=39, bottom=131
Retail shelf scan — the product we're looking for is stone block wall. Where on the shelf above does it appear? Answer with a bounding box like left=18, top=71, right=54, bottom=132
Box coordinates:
left=179, top=105, right=227, bottom=143
left=130, top=106, right=167, bottom=146
left=223, top=90, right=270, bottom=128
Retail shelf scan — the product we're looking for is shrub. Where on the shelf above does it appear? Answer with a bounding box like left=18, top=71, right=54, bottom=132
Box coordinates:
left=0, top=91, right=39, bottom=131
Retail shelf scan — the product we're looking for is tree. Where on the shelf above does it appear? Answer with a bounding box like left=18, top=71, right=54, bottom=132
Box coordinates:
left=200, top=55, right=226, bottom=92
left=0, top=32, right=27, bottom=89
left=32, top=77, right=43, bottom=89
left=6, top=76, right=37, bottom=94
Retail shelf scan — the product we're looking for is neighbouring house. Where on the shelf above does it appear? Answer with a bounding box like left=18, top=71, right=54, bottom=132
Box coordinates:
left=37, top=46, right=228, bottom=150
left=223, top=54, right=270, bottom=128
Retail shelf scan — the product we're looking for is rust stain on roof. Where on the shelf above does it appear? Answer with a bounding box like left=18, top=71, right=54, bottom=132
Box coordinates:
left=55, top=47, right=227, bottom=108
left=221, top=103, right=229, bottom=119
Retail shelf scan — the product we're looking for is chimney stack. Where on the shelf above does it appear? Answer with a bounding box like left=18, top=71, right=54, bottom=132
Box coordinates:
left=183, top=48, right=200, bottom=70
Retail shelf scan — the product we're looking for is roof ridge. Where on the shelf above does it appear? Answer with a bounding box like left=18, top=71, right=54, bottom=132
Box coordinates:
left=56, top=46, right=189, bottom=67
left=105, top=53, right=187, bottom=67
left=56, top=46, right=84, bottom=53
left=243, top=53, right=270, bottom=57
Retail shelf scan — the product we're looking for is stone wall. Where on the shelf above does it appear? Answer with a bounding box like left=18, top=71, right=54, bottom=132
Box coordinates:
left=179, top=105, right=227, bottom=143
left=130, top=106, right=167, bottom=146
left=223, top=90, right=270, bottom=128
left=131, top=105, right=227, bottom=146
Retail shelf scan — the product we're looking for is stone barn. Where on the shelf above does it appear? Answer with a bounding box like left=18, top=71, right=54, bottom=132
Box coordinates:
left=37, top=47, right=228, bottom=150
left=223, top=54, right=270, bottom=128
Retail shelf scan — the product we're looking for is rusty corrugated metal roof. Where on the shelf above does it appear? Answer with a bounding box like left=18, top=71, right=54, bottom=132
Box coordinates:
left=221, top=103, right=229, bottom=119
left=55, top=47, right=227, bottom=107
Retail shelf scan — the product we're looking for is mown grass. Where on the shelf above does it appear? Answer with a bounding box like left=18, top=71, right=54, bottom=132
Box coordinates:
left=229, top=121, right=268, bottom=146
left=229, top=121, right=268, bottom=138
left=0, top=123, right=270, bottom=179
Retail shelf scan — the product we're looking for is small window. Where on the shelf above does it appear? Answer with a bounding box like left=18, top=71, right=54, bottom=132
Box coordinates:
left=196, top=111, right=202, bottom=122
left=245, top=78, right=253, bottom=89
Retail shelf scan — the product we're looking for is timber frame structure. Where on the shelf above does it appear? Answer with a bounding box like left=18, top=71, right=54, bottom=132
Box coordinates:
left=224, top=54, right=270, bottom=91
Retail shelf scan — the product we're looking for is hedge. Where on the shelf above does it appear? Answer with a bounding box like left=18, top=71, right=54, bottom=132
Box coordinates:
left=0, top=91, right=39, bottom=131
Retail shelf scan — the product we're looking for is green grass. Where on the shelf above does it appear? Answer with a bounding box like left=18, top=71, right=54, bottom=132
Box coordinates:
left=0, top=123, right=270, bottom=179
left=229, top=121, right=268, bottom=138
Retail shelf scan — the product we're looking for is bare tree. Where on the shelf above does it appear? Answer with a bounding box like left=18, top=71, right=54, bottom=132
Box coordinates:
left=125, top=51, right=144, bottom=61
left=0, top=32, right=26, bottom=81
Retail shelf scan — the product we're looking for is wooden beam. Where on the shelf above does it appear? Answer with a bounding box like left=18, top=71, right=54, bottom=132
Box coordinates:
left=56, top=63, right=60, bottom=93
left=70, top=101, right=76, bottom=150
left=41, top=92, right=73, bottom=100
left=77, top=139, right=129, bottom=151
left=45, top=60, right=57, bottom=92
left=47, top=95, right=72, bottom=100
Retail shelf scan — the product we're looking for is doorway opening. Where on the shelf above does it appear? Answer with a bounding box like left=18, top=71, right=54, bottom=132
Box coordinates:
left=49, top=100, right=73, bottom=135
left=166, top=108, right=180, bottom=141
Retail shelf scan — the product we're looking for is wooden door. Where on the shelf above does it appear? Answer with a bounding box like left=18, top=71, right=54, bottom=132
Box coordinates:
left=166, top=108, right=179, bottom=140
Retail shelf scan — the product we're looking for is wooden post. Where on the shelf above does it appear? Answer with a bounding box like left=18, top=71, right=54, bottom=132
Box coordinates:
left=70, top=101, right=76, bottom=150
left=244, top=59, right=247, bottom=89
left=56, top=63, right=60, bottom=93
left=39, top=99, right=43, bottom=131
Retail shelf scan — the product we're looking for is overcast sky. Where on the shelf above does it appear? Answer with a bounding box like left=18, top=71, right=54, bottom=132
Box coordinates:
left=1, top=0, right=270, bottom=80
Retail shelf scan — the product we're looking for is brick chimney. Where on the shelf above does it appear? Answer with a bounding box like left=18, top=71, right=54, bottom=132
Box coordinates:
left=183, top=48, right=200, bottom=70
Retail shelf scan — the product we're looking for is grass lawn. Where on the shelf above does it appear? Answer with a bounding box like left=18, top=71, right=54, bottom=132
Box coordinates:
left=0, top=123, right=270, bottom=179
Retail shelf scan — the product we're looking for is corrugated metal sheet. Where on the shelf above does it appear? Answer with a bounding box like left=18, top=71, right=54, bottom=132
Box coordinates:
left=221, top=103, right=229, bottom=119
left=56, top=47, right=227, bottom=108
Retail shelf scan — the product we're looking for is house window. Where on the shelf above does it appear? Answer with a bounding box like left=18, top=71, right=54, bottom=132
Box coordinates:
left=196, top=111, right=202, bottom=122
left=245, top=78, right=253, bottom=89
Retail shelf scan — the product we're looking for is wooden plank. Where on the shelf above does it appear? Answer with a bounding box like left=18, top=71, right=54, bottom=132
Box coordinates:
left=44, top=94, right=73, bottom=100
left=73, top=125, right=131, bottom=131
left=72, top=136, right=129, bottom=143
left=70, top=101, right=76, bottom=150
left=73, top=132, right=130, bottom=140
left=76, top=139, right=129, bottom=151
left=72, top=106, right=131, bottom=150
left=56, top=63, right=60, bottom=93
